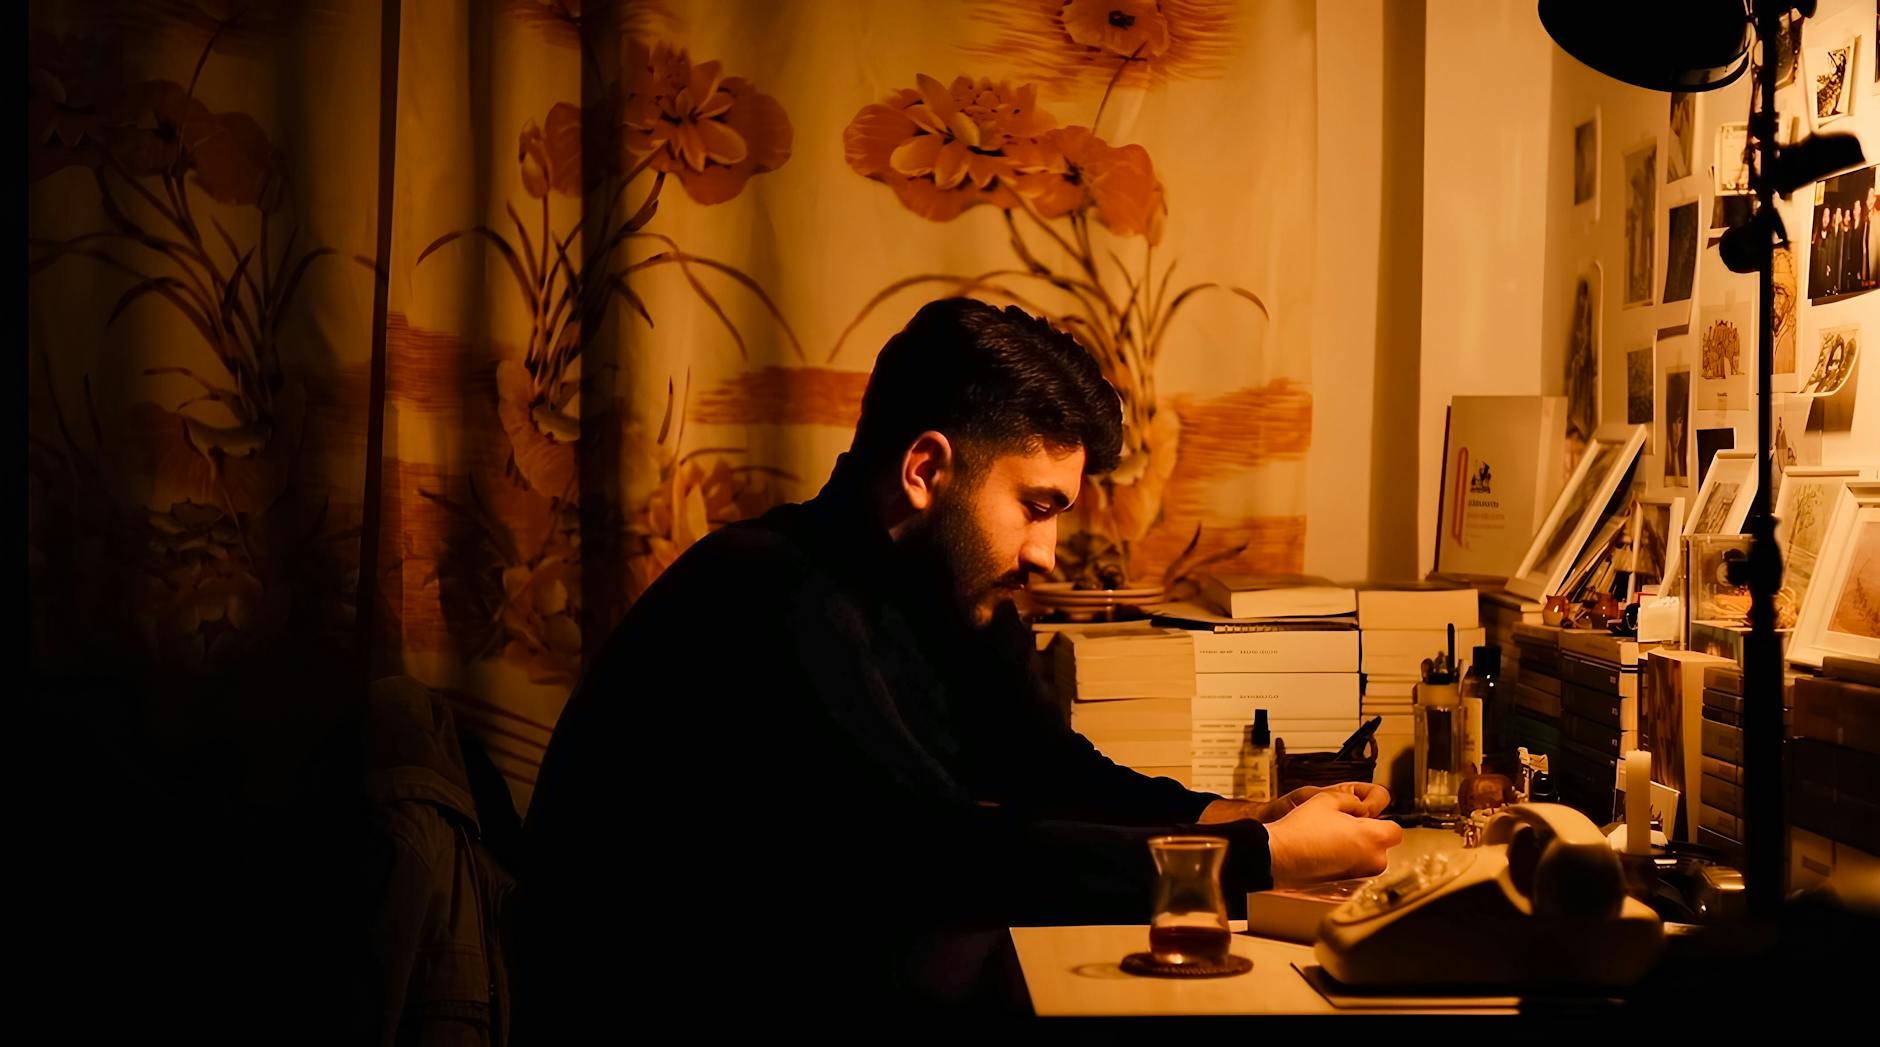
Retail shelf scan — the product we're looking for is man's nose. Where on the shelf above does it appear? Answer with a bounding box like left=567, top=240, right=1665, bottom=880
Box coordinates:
left=1020, top=523, right=1056, bottom=576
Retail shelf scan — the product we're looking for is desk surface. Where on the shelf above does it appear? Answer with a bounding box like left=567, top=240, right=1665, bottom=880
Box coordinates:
left=1010, top=827, right=1521, bottom=1016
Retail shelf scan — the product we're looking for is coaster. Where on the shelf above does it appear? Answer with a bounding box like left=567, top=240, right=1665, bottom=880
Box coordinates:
left=1120, top=952, right=1254, bottom=978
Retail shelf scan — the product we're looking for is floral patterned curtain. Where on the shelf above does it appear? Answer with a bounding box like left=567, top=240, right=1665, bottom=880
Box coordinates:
left=29, top=0, right=1318, bottom=813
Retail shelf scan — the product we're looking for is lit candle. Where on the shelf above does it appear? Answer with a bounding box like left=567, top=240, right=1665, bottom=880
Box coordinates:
left=1625, top=749, right=1652, bottom=855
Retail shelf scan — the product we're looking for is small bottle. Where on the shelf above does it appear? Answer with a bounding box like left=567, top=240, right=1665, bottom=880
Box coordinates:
left=1415, top=671, right=1463, bottom=825
left=1460, top=645, right=1499, bottom=775
left=1234, top=709, right=1275, bottom=803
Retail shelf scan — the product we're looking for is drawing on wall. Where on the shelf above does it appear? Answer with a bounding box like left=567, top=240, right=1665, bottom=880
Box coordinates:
left=1694, top=302, right=1752, bottom=411
left=1625, top=142, right=1656, bottom=306
left=1808, top=34, right=1857, bottom=125
left=1773, top=245, right=1799, bottom=379
left=1806, top=164, right=1876, bottom=303
left=1567, top=264, right=1600, bottom=445
left=1752, top=12, right=1804, bottom=87
left=1668, top=92, right=1695, bottom=183
left=1574, top=110, right=1600, bottom=216
left=1664, top=200, right=1699, bottom=304
left=1664, top=366, right=1691, bottom=489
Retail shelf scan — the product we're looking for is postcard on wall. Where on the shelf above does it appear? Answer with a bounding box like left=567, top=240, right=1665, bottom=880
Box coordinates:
left=1626, top=343, right=1655, bottom=452
left=1574, top=109, right=1601, bottom=220
left=1667, top=92, right=1696, bottom=185
left=1771, top=395, right=1821, bottom=496
left=1798, top=323, right=1860, bottom=399
left=1806, top=32, right=1859, bottom=126
left=1625, top=141, right=1658, bottom=307
left=1567, top=263, right=1602, bottom=444
left=1714, top=123, right=1751, bottom=196
left=1709, top=194, right=1754, bottom=237
left=1806, top=164, right=1877, bottom=304
left=1662, top=363, right=1692, bottom=489
left=1694, top=302, right=1753, bottom=412
left=1659, top=198, right=1700, bottom=330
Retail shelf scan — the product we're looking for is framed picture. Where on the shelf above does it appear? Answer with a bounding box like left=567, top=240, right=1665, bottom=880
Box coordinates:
left=1659, top=449, right=1758, bottom=607
left=1790, top=481, right=1880, bottom=668
left=1508, top=424, right=1649, bottom=600
left=1630, top=495, right=1679, bottom=589
left=1574, top=109, right=1601, bottom=220
left=1624, top=140, right=1658, bottom=307
left=1775, top=468, right=1866, bottom=631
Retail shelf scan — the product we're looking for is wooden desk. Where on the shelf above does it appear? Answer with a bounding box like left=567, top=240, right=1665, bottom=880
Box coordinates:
left=1009, top=828, right=1520, bottom=1015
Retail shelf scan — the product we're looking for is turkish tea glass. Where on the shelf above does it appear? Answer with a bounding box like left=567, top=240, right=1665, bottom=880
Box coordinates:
left=1147, top=836, right=1232, bottom=965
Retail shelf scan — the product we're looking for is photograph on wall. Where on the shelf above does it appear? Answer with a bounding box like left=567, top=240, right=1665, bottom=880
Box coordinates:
left=1574, top=110, right=1600, bottom=218
left=1664, top=365, right=1692, bottom=488
left=1667, top=92, right=1695, bottom=183
left=1710, top=193, right=1754, bottom=237
left=1625, top=142, right=1657, bottom=307
left=1807, top=33, right=1858, bottom=125
left=1663, top=200, right=1699, bottom=305
left=1696, top=427, right=1736, bottom=491
left=1631, top=498, right=1674, bottom=585
left=1567, top=264, right=1601, bottom=444
left=1626, top=344, right=1654, bottom=430
left=1714, top=123, right=1751, bottom=196
left=1772, top=245, right=1800, bottom=383
left=1694, top=302, right=1752, bottom=411
left=1800, top=324, right=1861, bottom=397
left=1807, top=164, right=1877, bottom=303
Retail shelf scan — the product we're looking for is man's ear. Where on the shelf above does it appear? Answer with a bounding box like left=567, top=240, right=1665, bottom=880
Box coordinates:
left=899, top=430, right=954, bottom=512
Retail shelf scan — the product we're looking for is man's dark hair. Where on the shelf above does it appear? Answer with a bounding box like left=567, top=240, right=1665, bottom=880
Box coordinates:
left=848, top=298, right=1124, bottom=479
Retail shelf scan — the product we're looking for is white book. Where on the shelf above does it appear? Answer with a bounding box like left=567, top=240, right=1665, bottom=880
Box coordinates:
left=1070, top=697, right=1191, bottom=730
left=1197, top=573, right=1358, bottom=620
left=1434, top=395, right=1566, bottom=579
left=1190, top=629, right=1359, bottom=673
left=1357, top=584, right=1481, bottom=630
left=1360, top=627, right=1487, bottom=678
left=1193, top=673, right=1360, bottom=720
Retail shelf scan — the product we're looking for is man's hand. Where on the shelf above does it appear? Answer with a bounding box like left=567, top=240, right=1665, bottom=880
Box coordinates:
left=1198, top=781, right=1392, bottom=824
left=1263, top=791, right=1404, bottom=886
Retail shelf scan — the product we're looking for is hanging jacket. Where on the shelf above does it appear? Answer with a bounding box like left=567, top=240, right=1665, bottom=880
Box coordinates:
left=365, top=675, right=515, bottom=1047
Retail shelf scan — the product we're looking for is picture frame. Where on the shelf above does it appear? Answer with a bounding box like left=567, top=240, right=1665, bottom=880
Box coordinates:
left=1790, top=481, right=1880, bottom=668
left=1774, top=467, right=1866, bottom=631
left=1659, top=449, right=1758, bottom=608
left=1508, top=424, right=1649, bottom=601
left=1573, top=108, right=1601, bottom=221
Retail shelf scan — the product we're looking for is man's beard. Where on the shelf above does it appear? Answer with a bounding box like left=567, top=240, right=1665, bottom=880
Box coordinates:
left=906, top=485, right=1025, bottom=628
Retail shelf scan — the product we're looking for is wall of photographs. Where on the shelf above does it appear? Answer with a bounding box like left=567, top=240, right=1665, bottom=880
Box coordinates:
left=1542, top=0, right=1879, bottom=509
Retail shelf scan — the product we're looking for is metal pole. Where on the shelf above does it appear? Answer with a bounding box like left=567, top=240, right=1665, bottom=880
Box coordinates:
left=1743, top=0, right=1785, bottom=921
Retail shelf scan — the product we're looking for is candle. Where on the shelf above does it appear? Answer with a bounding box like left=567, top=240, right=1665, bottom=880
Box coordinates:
left=1625, top=749, right=1652, bottom=855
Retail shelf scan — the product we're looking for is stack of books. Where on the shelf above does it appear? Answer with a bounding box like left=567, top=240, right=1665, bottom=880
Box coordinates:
left=1554, top=630, right=1659, bottom=823
left=1357, top=583, right=1483, bottom=800
left=1510, top=623, right=1565, bottom=766
left=1161, top=574, right=1362, bottom=796
left=1480, top=588, right=1544, bottom=692
left=1789, top=661, right=1880, bottom=890
left=1054, top=627, right=1197, bottom=784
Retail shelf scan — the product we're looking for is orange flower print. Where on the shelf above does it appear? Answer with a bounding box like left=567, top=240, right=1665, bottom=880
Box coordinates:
left=1061, top=0, right=1173, bottom=58
left=109, top=80, right=285, bottom=211
left=1011, top=126, right=1166, bottom=243
left=519, top=102, right=584, bottom=198
left=844, top=74, right=1057, bottom=222
left=622, top=42, right=792, bottom=205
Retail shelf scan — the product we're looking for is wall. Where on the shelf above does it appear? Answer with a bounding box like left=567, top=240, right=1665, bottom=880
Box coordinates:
left=1416, top=0, right=1557, bottom=576
left=1306, top=0, right=1426, bottom=582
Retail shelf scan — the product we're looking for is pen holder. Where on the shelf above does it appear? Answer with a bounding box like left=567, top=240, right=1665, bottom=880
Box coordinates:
left=1275, top=738, right=1380, bottom=795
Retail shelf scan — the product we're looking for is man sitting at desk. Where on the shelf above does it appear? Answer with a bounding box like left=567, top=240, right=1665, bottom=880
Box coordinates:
left=522, top=298, right=1399, bottom=1018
